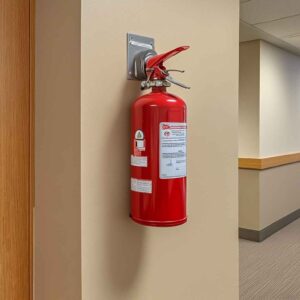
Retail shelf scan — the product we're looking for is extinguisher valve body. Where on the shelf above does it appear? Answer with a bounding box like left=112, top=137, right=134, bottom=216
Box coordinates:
left=133, top=49, right=157, bottom=80
left=133, top=46, right=190, bottom=89
left=140, top=79, right=171, bottom=90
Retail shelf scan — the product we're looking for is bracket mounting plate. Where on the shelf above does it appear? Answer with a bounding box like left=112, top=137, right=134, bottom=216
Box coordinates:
left=127, top=33, right=155, bottom=80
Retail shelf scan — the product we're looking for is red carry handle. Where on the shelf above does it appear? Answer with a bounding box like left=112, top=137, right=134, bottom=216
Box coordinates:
left=146, top=46, right=189, bottom=69
left=146, top=46, right=189, bottom=80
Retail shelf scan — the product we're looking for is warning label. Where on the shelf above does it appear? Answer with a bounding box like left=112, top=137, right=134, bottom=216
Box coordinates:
left=131, top=178, right=152, bottom=194
left=134, top=130, right=146, bottom=151
left=159, top=122, right=187, bottom=179
left=135, top=130, right=144, bottom=140
left=131, top=155, right=147, bottom=167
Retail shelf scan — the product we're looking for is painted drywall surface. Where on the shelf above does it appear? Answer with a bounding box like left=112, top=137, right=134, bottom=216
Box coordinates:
left=81, top=0, right=239, bottom=299
left=239, top=41, right=260, bottom=158
left=239, top=169, right=260, bottom=230
left=239, top=40, right=300, bottom=158
left=260, top=162, right=300, bottom=229
left=35, top=0, right=81, bottom=299
left=260, top=41, right=300, bottom=157
left=239, top=40, right=300, bottom=231
left=238, top=41, right=260, bottom=231
left=240, top=163, right=300, bottom=231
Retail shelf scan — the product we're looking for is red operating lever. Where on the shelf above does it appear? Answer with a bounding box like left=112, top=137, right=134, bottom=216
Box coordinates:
left=146, top=46, right=189, bottom=80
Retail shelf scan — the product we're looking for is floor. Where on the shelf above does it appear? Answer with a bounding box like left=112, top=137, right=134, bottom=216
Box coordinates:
left=240, top=219, right=300, bottom=300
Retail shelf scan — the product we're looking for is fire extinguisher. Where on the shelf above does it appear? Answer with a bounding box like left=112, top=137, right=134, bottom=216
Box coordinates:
left=130, top=46, right=190, bottom=227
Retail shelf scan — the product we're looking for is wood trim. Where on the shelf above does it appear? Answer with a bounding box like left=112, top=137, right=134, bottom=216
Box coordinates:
left=239, top=152, right=300, bottom=170
left=29, top=0, right=35, bottom=299
left=0, top=1, right=32, bottom=298
left=0, top=1, right=33, bottom=299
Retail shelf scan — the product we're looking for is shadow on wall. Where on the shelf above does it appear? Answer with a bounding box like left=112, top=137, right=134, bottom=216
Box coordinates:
left=102, top=80, right=146, bottom=295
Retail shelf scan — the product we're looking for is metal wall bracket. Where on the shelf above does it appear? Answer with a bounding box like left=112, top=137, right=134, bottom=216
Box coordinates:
left=127, top=33, right=155, bottom=80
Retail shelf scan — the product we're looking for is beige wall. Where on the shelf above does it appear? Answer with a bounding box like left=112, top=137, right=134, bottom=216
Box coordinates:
left=260, top=163, right=300, bottom=228
left=35, top=0, right=81, bottom=299
left=239, top=40, right=300, bottom=231
left=35, top=0, right=239, bottom=299
left=239, top=169, right=260, bottom=230
left=239, top=40, right=300, bottom=158
left=239, top=41, right=260, bottom=158
left=260, top=41, right=300, bottom=157
left=239, top=164, right=300, bottom=231
left=81, top=0, right=239, bottom=299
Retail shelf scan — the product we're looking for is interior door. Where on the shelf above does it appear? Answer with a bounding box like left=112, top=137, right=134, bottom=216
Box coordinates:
left=0, top=0, right=34, bottom=299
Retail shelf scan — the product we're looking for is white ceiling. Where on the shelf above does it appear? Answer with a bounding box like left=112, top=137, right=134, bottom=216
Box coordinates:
left=240, top=0, right=300, bottom=55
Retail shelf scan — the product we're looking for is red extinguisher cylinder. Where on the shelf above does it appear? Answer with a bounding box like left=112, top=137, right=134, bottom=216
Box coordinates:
left=130, top=86, right=187, bottom=226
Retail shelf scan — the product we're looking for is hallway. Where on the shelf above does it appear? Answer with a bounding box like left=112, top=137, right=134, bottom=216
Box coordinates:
left=240, top=219, right=300, bottom=299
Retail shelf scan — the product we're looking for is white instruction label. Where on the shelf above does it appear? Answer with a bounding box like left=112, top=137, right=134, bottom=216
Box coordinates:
left=131, top=178, right=152, bottom=194
left=131, top=155, right=148, bottom=167
left=160, top=122, right=187, bottom=179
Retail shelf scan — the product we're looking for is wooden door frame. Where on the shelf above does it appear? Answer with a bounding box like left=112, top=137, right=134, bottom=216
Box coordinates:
left=30, top=0, right=35, bottom=299
left=0, top=0, right=34, bottom=298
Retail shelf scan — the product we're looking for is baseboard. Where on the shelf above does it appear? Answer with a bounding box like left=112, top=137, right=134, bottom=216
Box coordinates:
left=239, top=209, right=300, bottom=242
